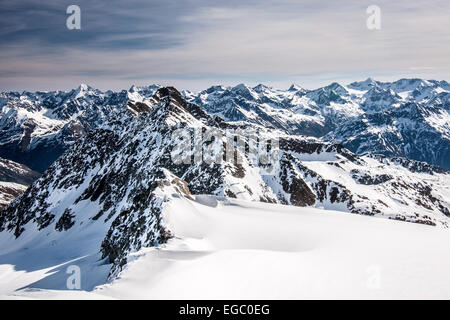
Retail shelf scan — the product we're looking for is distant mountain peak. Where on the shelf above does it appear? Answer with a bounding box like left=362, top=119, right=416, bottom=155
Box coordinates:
left=129, top=84, right=160, bottom=93
left=203, top=85, right=226, bottom=94
left=232, top=83, right=251, bottom=91
left=348, top=77, right=379, bottom=90
left=78, top=83, right=90, bottom=91
left=253, top=84, right=271, bottom=92
left=288, top=84, right=303, bottom=91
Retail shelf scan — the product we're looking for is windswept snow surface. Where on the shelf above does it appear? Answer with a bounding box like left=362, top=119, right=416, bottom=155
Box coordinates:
left=2, top=196, right=450, bottom=299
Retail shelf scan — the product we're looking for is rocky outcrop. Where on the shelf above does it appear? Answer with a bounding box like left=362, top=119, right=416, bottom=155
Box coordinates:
left=0, top=157, right=41, bottom=210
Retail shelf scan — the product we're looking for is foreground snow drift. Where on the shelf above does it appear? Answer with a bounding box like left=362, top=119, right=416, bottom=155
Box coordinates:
left=2, top=196, right=450, bottom=299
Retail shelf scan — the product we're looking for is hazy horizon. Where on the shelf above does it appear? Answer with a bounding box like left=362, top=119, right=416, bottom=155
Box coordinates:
left=2, top=76, right=450, bottom=94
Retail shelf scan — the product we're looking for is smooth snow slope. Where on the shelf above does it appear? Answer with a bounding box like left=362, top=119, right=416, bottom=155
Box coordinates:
left=2, top=196, right=450, bottom=299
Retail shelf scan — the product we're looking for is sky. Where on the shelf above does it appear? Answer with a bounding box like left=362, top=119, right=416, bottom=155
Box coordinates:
left=0, top=0, right=449, bottom=92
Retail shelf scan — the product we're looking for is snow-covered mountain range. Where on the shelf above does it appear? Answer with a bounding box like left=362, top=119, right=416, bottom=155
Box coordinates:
left=0, top=84, right=159, bottom=172
left=1, top=86, right=449, bottom=281
left=1, top=78, right=448, bottom=176
left=185, top=78, right=450, bottom=170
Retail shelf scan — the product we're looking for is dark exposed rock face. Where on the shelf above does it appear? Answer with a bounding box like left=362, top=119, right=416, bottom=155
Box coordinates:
left=127, top=101, right=151, bottom=114
left=278, top=154, right=315, bottom=206
left=55, top=209, right=76, bottom=232
left=0, top=157, right=41, bottom=185
left=0, top=157, right=41, bottom=210
left=351, top=169, right=393, bottom=185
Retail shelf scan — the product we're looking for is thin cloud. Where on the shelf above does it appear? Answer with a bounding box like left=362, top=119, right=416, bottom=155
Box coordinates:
left=0, top=0, right=448, bottom=91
